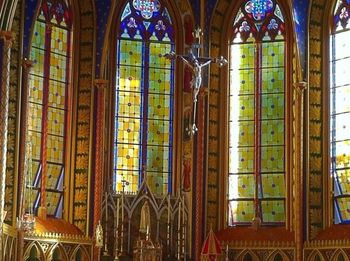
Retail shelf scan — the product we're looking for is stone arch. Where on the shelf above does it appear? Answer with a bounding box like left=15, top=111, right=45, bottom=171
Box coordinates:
left=24, top=241, right=46, bottom=261
left=47, top=243, right=69, bottom=261
left=307, top=250, right=326, bottom=261
left=267, top=250, right=291, bottom=261
left=331, top=249, right=350, bottom=261
left=236, top=250, right=260, bottom=261
left=70, top=245, right=90, bottom=261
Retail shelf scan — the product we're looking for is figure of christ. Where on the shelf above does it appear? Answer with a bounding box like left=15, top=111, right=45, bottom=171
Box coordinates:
left=164, top=37, right=227, bottom=135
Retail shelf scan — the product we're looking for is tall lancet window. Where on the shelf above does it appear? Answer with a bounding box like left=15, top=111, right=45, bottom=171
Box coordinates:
left=330, top=0, right=350, bottom=224
left=27, top=0, right=72, bottom=218
left=114, top=0, right=175, bottom=195
left=228, top=0, right=286, bottom=225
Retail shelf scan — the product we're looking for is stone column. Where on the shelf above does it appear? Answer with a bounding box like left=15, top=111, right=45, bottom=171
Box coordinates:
left=93, top=79, right=108, bottom=261
left=0, top=30, right=13, bottom=252
left=294, top=81, right=307, bottom=261
left=16, top=58, right=33, bottom=261
left=193, top=88, right=208, bottom=260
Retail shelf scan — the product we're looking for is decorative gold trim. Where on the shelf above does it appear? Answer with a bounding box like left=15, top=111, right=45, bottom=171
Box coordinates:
left=24, top=232, right=93, bottom=244
left=222, top=240, right=295, bottom=249
left=304, top=239, right=350, bottom=248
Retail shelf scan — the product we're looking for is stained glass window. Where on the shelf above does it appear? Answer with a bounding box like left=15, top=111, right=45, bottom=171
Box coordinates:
left=228, top=0, right=286, bottom=225
left=330, top=0, right=350, bottom=224
left=26, top=0, right=71, bottom=218
left=114, top=0, right=175, bottom=195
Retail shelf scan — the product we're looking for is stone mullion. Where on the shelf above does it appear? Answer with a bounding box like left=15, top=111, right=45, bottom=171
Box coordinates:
left=0, top=30, right=13, bottom=255
left=92, top=79, right=108, bottom=260
left=294, top=81, right=307, bottom=261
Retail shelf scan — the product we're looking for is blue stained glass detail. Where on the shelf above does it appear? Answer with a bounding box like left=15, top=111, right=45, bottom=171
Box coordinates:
left=162, top=9, right=172, bottom=23
left=121, top=2, right=132, bottom=21
left=133, top=0, right=160, bottom=19
left=143, top=21, right=151, bottom=29
left=274, top=4, right=284, bottom=22
left=245, top=0, right=274, bottom=21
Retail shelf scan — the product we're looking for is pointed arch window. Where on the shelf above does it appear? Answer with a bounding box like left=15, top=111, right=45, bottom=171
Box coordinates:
left=330, top=0, right=350, bottom=224
left=114, top=0, right=175, bottom=195
left=26, top=0, right=72, bottom=218
left=228, top=0, right=286, bottom=225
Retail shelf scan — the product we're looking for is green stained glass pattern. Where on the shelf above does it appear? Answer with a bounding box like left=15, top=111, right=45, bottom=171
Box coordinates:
left=116, top=90, right=142, bottom=117
left=261, top=120, right=284, bottom=146
left=147, top=120, right=170, bottom=145
left=32, top=21, right=46, bottom=49
left=149, top=68, right=171, bottom=93
left=50, top=53, right=67, bottom=82
left=31, top=48, right=45, bottom=75
left=230, top=121, right=254, bottom=147
left=116, top=118, right=141, bottom=144
left=230, top=43, right=255, bottom=70
left=28, top=131, right=42, bottom=160
left=24, top=190, right=39, bottom=213
left=336, top=197, right=350, bottom=221
left=115, top=144, right=140, bottom=170
left=51, top=26, right=68, bottom=55
left=46, top=134, right=64, bottom=163
left=119, top=40, right=143, bottom=66
left=228, top=200, right=255, bottom=223
left=262, top=68, right=284, bottom=93
left=28, top=103, right=43, bottom=133
left=261, top=200, right=285, bottom=222
left=260, top=146, right=284, bottom=172
left=147, top=172, right=168, bottom=195
left=148, top=94, right=170, bottom=120
left=49, top=81, right=66, bottom=109
left=29, top=75, right=44, bottom=103
left=228, top=174, right=255, bottom=199
left=117, top=65, right=142, bottom=92
left=149, top=43, right=172, bottom=68
left=261, top=94, right=284, bottom=119
left=231, top=95, right=255, bottom=121
left=115, top=170, right=139, bottom=192
left=335, top=169, right=350, bottom=194
left=261, top=174, right=285, bottom=197
left=47, top=108, right=65, bottom=136
left=230, top=69, right=255, bottom=95
left=229, top=147, right=254, bottom=174
left=46, top=164, right=63, bottom=190
left=146, top=145, right=170, bottom=172
left=45, top=191, right=62, bottom=216
left=261, top=42, right=284, bottom=67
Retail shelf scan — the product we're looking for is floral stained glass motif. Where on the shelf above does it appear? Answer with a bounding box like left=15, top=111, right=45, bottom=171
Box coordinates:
left=114, top=0, right=174, bottom=195
left=331, top=0, right=350, bottom=224
left=26, top=0, right=71, bottom=218
left=228, top=0, right=286, bottom=225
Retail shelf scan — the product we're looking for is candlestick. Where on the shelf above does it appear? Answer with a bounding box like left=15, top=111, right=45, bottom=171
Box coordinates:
left=178, top=202, right=181, bottom=230
left=167, top=195, right=171, bottom=225
left=177, top=202, right=181, bottom=259
left=116, top=198, right=120, bottom=228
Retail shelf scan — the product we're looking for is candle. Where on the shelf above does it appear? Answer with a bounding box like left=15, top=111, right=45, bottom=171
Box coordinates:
left=182, top=196, right=185, bottom=226
left=167, top=195, right=170, bottom=224
left=116, top=198, right=120, bottom=228
left=105, top=192, right=108, bottom=223
left=178, top=202, right=181, bottom=230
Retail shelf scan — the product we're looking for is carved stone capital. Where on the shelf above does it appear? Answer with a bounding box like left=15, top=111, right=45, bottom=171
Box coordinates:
left=0, top=31, right=14, bottom=45
left=94, top=79, right=109, bottom=89
left=22, top=58, right=34, bottom=69
left=293, top=81, right=308, bottom=94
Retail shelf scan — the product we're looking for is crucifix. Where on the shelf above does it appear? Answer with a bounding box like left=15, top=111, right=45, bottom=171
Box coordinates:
left=164, top=28, right=227, bottom=135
